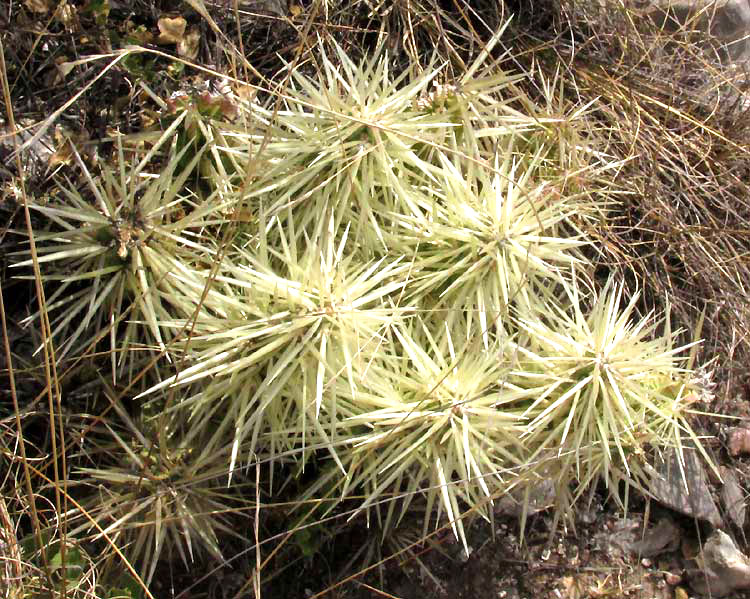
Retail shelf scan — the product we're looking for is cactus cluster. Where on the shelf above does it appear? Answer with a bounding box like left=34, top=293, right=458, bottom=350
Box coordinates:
left=14, top=27, right=710, bottom=578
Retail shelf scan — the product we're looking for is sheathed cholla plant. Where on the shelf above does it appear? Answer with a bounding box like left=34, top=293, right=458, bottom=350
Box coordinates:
left=13, top=134, right=229, bottom=381
left=66, top=393, right=244, bottom=585
left=222, top=28, right=524, bottom=254
left=300, top=315, right=535, bottom=553
left=139, top=213, right=413, bottom=479
left=409, top=26, right=530, bottom=165
left=232, top=41, right=444, bottom=251
left=394, top=145, right=594, bottom=325
left=511, top=276, right=710, bottom=521
left=160, top=85, right=248, bottom=197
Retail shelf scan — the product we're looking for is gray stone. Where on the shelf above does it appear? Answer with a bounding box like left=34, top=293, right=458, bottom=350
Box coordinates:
left=688, top=530, right=750, bottom=597
left=720, top=466, right=747, bottom=528
left=646, top=448, right=722, bottom=526
left=628, top=516, right=681, bottom=557
left=646, top=0, right=750, bottom=62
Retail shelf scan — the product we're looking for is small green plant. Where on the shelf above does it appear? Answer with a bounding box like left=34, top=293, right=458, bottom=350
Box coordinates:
left=104, top=575, right=145, bottom=599
left=15, top=529, right=99, bottom=599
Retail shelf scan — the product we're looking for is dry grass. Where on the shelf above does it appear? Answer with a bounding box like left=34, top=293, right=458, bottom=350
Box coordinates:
left=539, top=1, right=750, bottom=401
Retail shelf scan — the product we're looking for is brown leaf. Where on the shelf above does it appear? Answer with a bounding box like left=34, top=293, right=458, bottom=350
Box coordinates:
left=49, top=144, right=73, bottom=168
left=157, top=15, right=187, bottom=45
left=561, top=576, right=581, bottom=599
left=48, top=127, right=76, bottom=168
left=54, top=1, right=78, bottom=32
left=231, top=208, right=254, bottom=223
left=233, top=83, right=256, bottom=102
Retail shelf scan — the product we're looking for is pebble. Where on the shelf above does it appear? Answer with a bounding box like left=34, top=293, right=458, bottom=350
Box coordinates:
left=665, top=572, right=682, bottom=586
left=728, top=427, right=750, bottom=456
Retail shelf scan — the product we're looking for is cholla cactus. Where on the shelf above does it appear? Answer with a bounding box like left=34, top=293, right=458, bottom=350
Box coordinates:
left=511, top=276, right=708, bottom=520
left=13, top=133, right=229, bottom=381
left=66, top=393, right=244, bottom=586
left=139, top=214, right=414, bottom=479
left=394, top=147, right=594, bottom=322
left=17, top=16, right=714, bottom=583
left=298, top=315, right=536, bottom=552
left=138, top=29, right=688, bottom=550
left=219, top=29, right=528, bottom=253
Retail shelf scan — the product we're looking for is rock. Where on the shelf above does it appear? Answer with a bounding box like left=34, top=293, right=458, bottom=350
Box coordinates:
left=720, top=466, right=746, bottom=528
left=727, top=427, right=750, bottom=456
left=646, top=0, right=750, bottom=63
left=646, top=449, right=722, bottom=527
left=594, top=517, right=642, bottom=559
left=688, top=530, right=750, bottom=597
left=494, top=479, right=555, bottom=518
left=629, top=517, right=681, bottom=557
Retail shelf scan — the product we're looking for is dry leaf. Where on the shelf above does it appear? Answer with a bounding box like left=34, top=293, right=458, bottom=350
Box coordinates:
left=289, top=4, right=303, bottom=17
left=157, top=15, right=187, bottom=44
left=55, top=57, right=76, bottom=81
left=674, top=588, right=689, bottom=599
left=231, top=208, right=254, bottom=223
left=48, top=126, right=85, bottom=169
left=561, top=576, right=581, bottom=599
left=54, top=1, right=78, bottom=31
left=233, top=83, right=256, bottom=102
left=177, top=27, right=200, bottom=59
left=24, top=0, right=52, bottom=13
left=49, top=140, right=74, bottom=168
